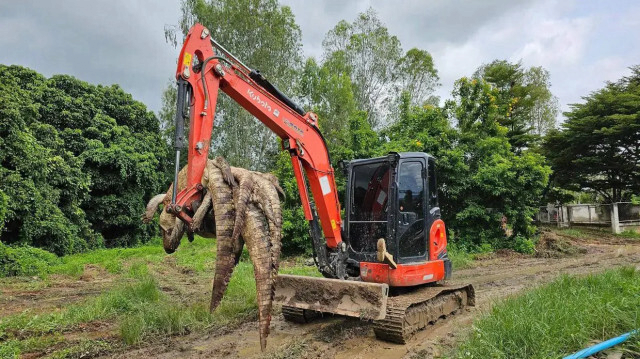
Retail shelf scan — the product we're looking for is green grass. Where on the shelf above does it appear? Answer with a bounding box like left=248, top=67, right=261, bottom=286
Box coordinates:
left=448, top=247, right=475, bottom=270
left=118, top=256, right=322, bottom=345
left=556, top=227, right=640, bottom=240
left=556, top=228, right=583, bottom=237
left=0, top=335, right=64, bottom=359
left=0, top=236, right=228, bottom=279
left=47, top=339, right=113, bottom=359
left=618, top=229, right=640, bottom=239
left=454, top=267, right=640, bottom=358
left=0, top=236, right=321, bottom=356
left=49, top=239, right=167, bottom=277
left=0, top=274, right=160, bottom=337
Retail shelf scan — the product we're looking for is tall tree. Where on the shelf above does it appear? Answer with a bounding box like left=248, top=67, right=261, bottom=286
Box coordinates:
left=544, top=66, right=640, bottom=203
left=165, top=0, right=303, bottom=170
left=444, top=77, right=550, bottom=247
left=475, top=60, right=559, bottom=151
left=322, top=8, right=439, bottom=128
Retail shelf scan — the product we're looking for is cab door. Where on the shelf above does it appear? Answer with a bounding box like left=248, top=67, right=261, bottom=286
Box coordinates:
left=396, top=159, right=428, bottom=264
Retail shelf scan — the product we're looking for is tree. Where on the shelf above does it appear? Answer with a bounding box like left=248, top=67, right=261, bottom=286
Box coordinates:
left=393, top=48, right=440, bottom=107
left=475, top=60, right=559, bottom=151
left=158, top=80, right=178, bottom=146
left=298, top=57, right=357, bottom=157
left=0, top=190, right=6, bottom=233
left=165, top=0, right=303, bottom=171
left=0, top=65, right=169, bottom=254
left=445, top=77, right=551, bottom=246
left=377, top=78, right=550, bottom=250
left=544, top=66, right=640, bottom=203
left=322, top=8, right=439, bottom=128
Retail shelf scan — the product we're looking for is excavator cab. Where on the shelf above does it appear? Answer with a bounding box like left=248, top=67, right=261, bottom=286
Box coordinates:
left=344, top=152, right=451, bottom=284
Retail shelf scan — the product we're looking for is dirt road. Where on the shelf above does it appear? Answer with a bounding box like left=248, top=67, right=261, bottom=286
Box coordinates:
left=116, top=231, right=640, bottom=359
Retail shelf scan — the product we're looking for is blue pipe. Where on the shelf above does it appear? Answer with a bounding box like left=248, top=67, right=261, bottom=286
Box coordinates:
left=563, top=330, right=637, bottom=359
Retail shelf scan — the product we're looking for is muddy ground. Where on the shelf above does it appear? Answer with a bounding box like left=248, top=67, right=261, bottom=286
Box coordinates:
left=113, top=230, right=640, bottom=359
left=3, top=229, right=639, bottom=358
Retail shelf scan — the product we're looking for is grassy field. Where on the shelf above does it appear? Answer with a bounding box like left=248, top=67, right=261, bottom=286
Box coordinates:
left=5, top=226, right=635, bottom=358
left=0, top=236, right=319, bottom=358
left=454, top=266, right=640, bottom=358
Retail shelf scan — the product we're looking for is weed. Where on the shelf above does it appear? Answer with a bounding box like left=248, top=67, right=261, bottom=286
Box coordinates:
left=48, top=339, right=112, bottom=359
left=0, top=276, right=161, bottom=337
left=264, top=338, right=310, bottom=359
left=120, top=301, right=213, bottom=345
left=618, top=230, right=640, bottom=239
left=512, top=235, right=536, bottom=254
left=448, top=247, right=474, bottom=269
left=279, top=264, right=322, bottom=277
left=455, top=267, right=640, bottom=358
left=557, top=228, right=583, bottom=237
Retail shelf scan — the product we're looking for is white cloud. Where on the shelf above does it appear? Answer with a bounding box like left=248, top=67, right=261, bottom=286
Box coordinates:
left=1, top=0, right=638, bottom=120
left=512, top=17, right=593, bottom=67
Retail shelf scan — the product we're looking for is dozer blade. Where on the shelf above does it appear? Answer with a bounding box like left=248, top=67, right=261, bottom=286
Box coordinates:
left=275, top=274, right=389, bottom=320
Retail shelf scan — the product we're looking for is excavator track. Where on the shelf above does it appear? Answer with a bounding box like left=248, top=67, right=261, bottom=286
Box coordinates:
left=373, top=284, right=475, bottom=343
left=281, top=306, right=320, bottom=323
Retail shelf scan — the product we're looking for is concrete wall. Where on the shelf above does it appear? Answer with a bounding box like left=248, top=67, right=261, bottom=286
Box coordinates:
left=537, top=202, right=640, bottom=234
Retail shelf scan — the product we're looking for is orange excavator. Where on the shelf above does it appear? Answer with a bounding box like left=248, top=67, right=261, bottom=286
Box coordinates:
left=168, top=23, right=474, bottom=343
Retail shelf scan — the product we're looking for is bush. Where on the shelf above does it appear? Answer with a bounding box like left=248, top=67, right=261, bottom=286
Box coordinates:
left=0, top=65, right=169, bottom=254
left=511, top=235, right=536, bottom=254
left=0, top=242, right=60, bottom=277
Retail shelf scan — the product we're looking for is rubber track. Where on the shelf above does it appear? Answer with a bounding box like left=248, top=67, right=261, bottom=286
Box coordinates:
left=373, top=285, right=474, bottom=344
left=282, top=306, right=320, bottom=324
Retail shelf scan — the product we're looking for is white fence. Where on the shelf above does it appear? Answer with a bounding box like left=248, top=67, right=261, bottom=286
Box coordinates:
left=536, top=202, right=640, bottom=233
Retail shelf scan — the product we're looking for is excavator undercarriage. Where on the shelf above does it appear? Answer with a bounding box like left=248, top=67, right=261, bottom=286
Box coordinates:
left=276, top=274, right=474, bottom=343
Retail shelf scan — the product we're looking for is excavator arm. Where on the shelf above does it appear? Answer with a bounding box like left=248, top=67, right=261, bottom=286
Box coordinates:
left=168, top=23, right=346, bottom=276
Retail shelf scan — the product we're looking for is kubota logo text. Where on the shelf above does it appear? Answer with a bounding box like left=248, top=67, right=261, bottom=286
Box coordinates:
left=247, top=89, right=272, bottom=113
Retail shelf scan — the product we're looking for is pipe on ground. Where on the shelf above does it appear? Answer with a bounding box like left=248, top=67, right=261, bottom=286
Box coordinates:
left=563, top=330, right=637, bottom=359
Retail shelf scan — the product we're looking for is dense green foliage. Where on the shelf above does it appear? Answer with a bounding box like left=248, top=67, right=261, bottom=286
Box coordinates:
left=0, top=189, right=6, bottom=233
left=0, top=65, right=169, bottom=255
left=0, top=241, right=59, bottom=277
left=0, top=2, right=595, bottom=257
left=545, top=66, right=640, bottom=203
left=456, top=267, right=640, bottom=358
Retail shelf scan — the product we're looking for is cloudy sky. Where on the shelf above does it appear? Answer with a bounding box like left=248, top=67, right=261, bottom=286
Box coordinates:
left=1, top=0, right=639, bottom=119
